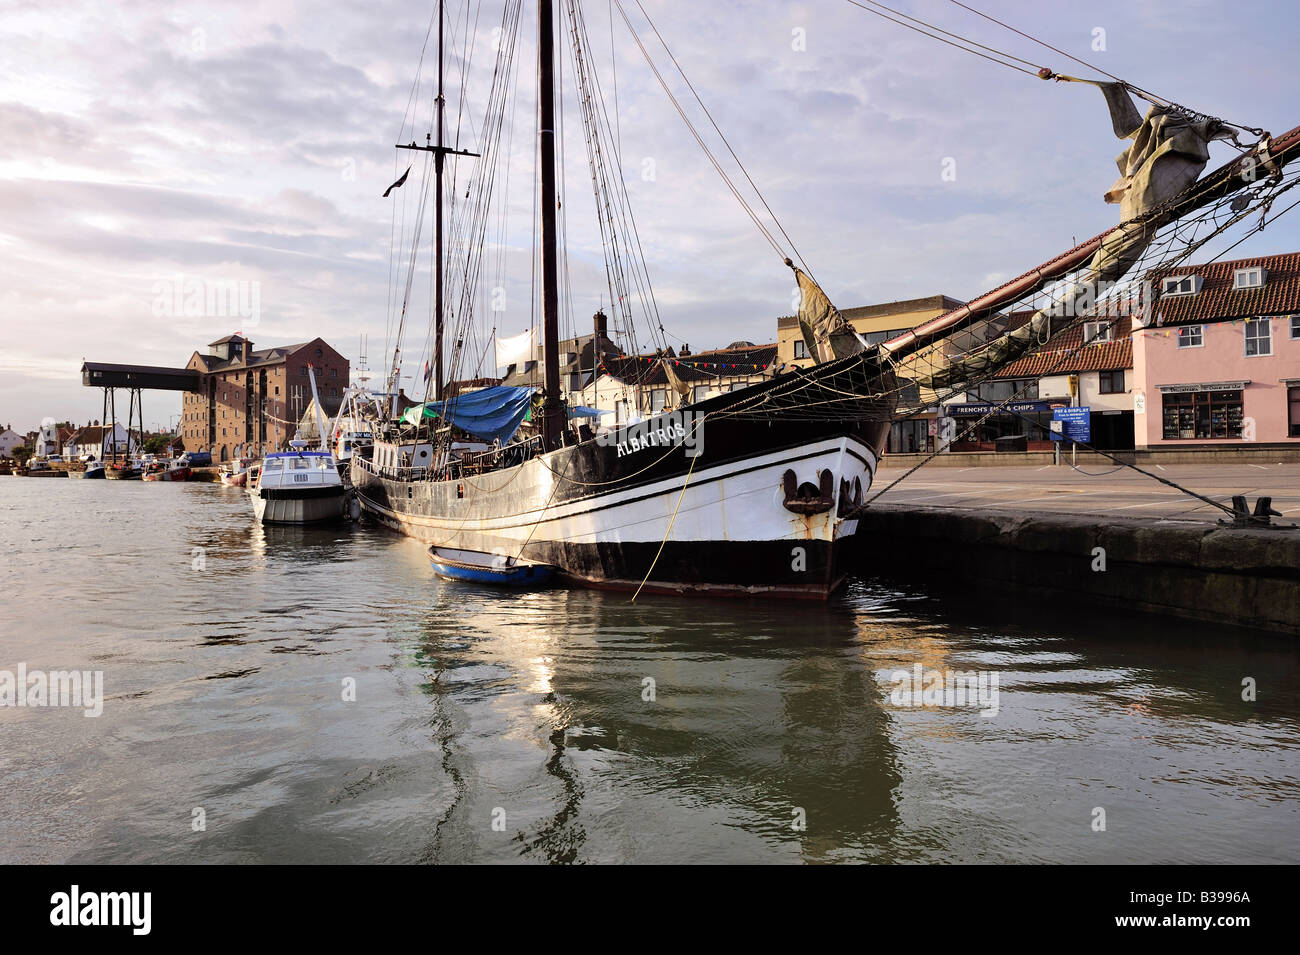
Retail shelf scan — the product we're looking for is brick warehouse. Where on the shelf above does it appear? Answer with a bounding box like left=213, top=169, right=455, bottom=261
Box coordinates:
left=180, top=334, right=350, bottom=462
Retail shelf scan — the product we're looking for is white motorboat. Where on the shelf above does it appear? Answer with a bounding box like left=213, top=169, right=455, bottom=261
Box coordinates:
left=251, top=443, right=347, bottom=524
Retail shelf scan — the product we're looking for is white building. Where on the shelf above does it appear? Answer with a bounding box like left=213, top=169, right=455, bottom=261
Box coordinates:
left=64, top=424, right=131, bottom=460
left=0, top=426, right=24, bottom=459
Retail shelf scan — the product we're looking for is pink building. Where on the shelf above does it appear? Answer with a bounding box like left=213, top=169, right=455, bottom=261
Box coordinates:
left=1132, top=253, right=1300, bottom=449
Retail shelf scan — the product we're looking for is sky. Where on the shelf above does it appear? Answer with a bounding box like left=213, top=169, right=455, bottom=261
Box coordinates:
left=2, top=0, right=1298, bottom=432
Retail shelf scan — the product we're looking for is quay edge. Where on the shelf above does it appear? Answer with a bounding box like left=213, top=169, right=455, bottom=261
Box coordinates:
left=851, top=504, right=1300, bottom=636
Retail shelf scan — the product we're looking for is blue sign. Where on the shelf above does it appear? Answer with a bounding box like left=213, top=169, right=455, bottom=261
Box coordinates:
left=1052, top=406, right=1091, bottom=442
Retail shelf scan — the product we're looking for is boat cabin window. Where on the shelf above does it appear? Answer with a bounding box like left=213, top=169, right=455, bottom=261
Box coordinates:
left=290, top=458, right=310, bottom=470
left=263, top=458, right=284, bottom=472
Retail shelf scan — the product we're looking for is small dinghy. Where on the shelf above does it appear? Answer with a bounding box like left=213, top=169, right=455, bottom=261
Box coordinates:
left=428, top=547, right=555, bottom=589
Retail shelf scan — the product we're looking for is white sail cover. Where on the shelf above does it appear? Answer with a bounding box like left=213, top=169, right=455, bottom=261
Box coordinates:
left=495, top=328, right=536, bottom=369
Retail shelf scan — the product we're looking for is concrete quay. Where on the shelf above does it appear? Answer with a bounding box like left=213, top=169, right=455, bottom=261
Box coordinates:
left=857, top=462, right=1300, bottom=635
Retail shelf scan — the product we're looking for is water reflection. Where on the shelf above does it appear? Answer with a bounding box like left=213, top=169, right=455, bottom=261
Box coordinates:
left=2, top=478, right=1295, bottom=864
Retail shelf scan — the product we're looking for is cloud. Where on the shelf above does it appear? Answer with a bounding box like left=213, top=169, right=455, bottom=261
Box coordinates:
left=1, top=0, right=1298, bottom=429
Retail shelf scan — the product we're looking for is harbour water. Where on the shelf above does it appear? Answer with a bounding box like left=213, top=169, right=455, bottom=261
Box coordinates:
left=1, top=478, right=1296, bottom=864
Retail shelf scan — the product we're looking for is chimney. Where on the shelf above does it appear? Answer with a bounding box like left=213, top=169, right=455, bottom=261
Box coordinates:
left=593, top=310, right=608, bottom=336
left=242, top=338, right=252, bottom=364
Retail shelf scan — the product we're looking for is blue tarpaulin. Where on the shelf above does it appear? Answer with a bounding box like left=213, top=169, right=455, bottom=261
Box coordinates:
left=568, top=406, right=612, bottom=419
left=400, top=385, right=535, bottom=444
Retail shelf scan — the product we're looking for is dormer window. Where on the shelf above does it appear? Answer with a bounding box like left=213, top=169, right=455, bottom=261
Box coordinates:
left=1082, top=321, right=1113, bottom=344
left=1162, top=275, right=1202, bottom=296
left=1234, top=267, right=1265, bottom=289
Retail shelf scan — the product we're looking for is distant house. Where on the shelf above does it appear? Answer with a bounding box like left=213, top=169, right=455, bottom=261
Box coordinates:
left=580, top=342, right=778, bottom=425
left=1134, top=253, right=1300, bottom=447
left=65, top=424, right=131, bottom=460
left=937, top=314, right=1136, bottom=453
left=498, top=314, right=623, bottom=399
left=0, top=425, right=24, bottom=458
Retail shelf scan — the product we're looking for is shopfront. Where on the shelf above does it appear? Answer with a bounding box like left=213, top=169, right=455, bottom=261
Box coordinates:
left=943, top=399, right=1060, bottom=451
left=1158, top=382, right=1248, bottom=440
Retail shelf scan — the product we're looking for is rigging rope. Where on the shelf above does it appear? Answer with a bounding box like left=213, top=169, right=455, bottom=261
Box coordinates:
left=844, top=0, right=1046, bottom=77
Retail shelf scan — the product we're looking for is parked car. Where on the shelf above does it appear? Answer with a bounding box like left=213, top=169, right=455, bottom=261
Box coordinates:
left=179, top=451, right=212, bottom=467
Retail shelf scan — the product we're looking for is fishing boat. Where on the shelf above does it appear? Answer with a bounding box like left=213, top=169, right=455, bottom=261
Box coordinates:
left=0, top=463, right=12, bottom=476
left=143, top=460, right=192, bottom=482
left=69, top=461, right=106, bottom=479
left=250, top=370, right=349, bottom=523
left=428, top=546, right=556, bottom=588
left=351, top=1, right=1300, bottom=598
left=251, top=446, right=347, bottom=524
left=23, top=459, right=67, bottom=478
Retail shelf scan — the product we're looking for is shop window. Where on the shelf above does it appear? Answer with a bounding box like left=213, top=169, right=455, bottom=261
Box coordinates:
left=1161, top=390, right=1244, bottom=439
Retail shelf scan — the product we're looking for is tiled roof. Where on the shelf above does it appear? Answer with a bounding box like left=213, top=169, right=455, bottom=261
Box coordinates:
left=994, top=315, right=1134, bottom=378
left=190, top=340, right=323, bottom=373
left=598, top=343, right=778, bottom=386
left=1147, top=253, right=1300, bottom=326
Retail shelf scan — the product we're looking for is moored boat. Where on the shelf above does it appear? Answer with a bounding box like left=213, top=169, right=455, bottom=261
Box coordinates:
left=428, top=546, right=555, bottom=588
left=104, top=463, right=142, bottom=480
left=22, top=459, right=68, bottom=478
left=219, top=458, right=254, bottom=487
left=251, top=446, right=347, bottom=524
left=69, top=461, right=106, bottom=479
left=143, top=463, right=192, bottom=482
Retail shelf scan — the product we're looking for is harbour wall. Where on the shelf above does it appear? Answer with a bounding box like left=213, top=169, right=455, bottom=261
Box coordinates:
left=851, top=505, right=1300, bottom=636
left=881, top=446, right=1300, bottom=468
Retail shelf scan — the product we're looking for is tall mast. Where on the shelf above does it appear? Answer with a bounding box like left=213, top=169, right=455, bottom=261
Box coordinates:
left=434, top=0, right=446, bottom=404
left=395, top=0, right=477, bottom=412
left=538, top=0, right=564, bottom=450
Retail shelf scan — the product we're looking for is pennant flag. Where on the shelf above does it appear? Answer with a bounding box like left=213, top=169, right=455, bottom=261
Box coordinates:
left=422, top=360, right=431, bottom=383
left=383, top=165, right=412, bottom=198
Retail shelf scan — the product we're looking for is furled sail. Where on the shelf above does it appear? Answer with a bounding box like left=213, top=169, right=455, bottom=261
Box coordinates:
left=660, top=357, right=692, bottom=405
left=910, top=82, right=1233, bottom=391
left=791, top=263, right=867, bottom=363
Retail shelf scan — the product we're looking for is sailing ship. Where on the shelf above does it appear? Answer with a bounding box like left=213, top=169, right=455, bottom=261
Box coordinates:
left=351, top=0, right=1300, bottom=598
